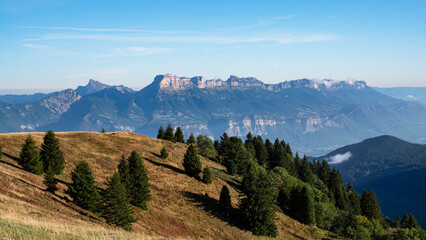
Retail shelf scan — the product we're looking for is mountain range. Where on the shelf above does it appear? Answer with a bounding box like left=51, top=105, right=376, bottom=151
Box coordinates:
left=320, top=135, right=426, bottom=227
left=1, top=74, right=425, bottom=155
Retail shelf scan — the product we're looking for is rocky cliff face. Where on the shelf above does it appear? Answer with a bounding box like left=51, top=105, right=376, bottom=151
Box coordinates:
left=154, top=74, right=366, bottom=92
left=38, top=89, right=81, bottom=115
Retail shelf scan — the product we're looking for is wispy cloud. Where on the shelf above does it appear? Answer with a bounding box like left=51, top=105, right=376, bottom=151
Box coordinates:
left=22, top=43, right=50, bottom=49
left=20, top=26, right=198, bottom=34
left=328, top=151, right=352, bottom=164
left=96, top=47, right=171, bottom=58
left=24, top=32, right=337, bottom=45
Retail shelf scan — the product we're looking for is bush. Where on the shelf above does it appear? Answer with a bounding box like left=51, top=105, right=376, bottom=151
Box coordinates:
left=160, top=147, right=169, bottom=159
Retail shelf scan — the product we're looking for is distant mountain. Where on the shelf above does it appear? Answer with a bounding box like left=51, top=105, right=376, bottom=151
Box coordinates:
left=0, top=89, right=81, bottom=132
left=320, top=135, right=426, bottom=227
left=1, top=74, right=425, bottom=155
left=373, top=87, right=426, bottom=106
left=75, top=79, right=135, bottom=96
left=0, top=92, right=53, bottom=104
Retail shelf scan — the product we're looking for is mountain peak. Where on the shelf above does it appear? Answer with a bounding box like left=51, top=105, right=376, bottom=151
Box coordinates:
left=76, top=79, right=110, bottom=96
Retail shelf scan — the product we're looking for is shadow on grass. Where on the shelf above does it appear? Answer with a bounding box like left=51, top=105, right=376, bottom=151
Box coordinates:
left=144, top=157, right=186, bottom=175
left=183, top=191, right=246, bottom=231
left=210, top=167, right=242, bottom=193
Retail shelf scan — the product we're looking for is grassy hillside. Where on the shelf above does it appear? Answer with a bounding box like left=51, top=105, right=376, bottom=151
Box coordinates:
left=0, top=132, right=336, bottom=239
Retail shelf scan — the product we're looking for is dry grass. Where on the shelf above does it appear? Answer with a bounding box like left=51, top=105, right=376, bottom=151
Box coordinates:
left=0, top=132, right=341, bottom=239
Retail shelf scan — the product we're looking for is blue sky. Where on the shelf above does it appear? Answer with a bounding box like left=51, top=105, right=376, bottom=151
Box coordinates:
left=1, top=0, right=425, bottom=92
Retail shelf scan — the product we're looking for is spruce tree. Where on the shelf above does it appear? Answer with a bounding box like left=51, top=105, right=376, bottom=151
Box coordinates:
left=347, top=189, right=362, bottom=216
left=67, top=161, right=101, bottom=213
left=127, top=151, right=151, bottom=210
left=290, top=186, right=316, bottom=225
left=44, top=165, right=58, bottom=193
left=40, top=130, right=65, bottom=175
left=160, top=147, right=169, bottom=159
left=183, top=144, right=202, bottom=178
left=408, top=213, right=419, bottom=229
left=101, top=128, right=106, bottom=133
left=361, top=190, right=382, bottom=220
left=19, top=135, right=43, bottom=175
left=174, top=126, right=185, bottom=143
left=226, top=160, right=237, bottom=176
left=117, top=155, right=131, bottom=197
left=219, top=185, right=232, bottom=211
left=253, top=136, right=268, bottom=166
left=240, top=164, right=278, bottom=237
left=202, top=167, right=212, bottom=184
left=186, top=133, right=196, bottom=145
left=401, top=213, right=410, bottom=228
left=196, top=135, right=216, bottom=159
left=102, top=172, right=136, bottom=231
left=157, top=126, right=165, bottom=139
left=164, top=124, right=175, bottom=142
left=299, top=155, right=314, bottom=184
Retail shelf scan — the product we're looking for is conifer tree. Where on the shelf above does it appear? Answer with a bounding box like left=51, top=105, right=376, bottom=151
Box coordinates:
left=127, top=151, right=151, bottom=210
left=196, top=135, right=216, bottom=159
left=157, top=126, right=165, bottom=139
left=408, top=213, right=419, bottom=229
left=187, top=133, right=196, bottom=145
left=44, top=165, right=58, bottom=193
left=19, top=135, right=43, bottom=175
left=361, top=190, right=382, bottom=220
left=253, top=136, right=268, bottom=166
left=240, top=164, right=278, bottom=237
left=347, top=188, right=362, bottom=216
left=118, top=155, right=131, bottom=197
left=67, top=161, right=101, bottom=213
left=40, top=130, right=65, bottom=175
left=202, top=167, right=212, bottom=184
left=102, top=172, right=136, bottom=231
left=401, top=213, right=410, bottom=228
left=160, top=147, right=169, bottom=159
left=299, top=155, right=314, bottom=184
left=328, top=168, right=347, bottom=210
left=164, top=124, right=175, bottom=142
left=183, top=144, right=202, bottom=178
left=290, top=186, right=316, bottom=225
left=101, top=128, right=106, bottom=133
left=219, top=185, right=232, bottom=211
left=174, top=126, right=185, bottom=143
left=226, top=160, right=237, bottom=176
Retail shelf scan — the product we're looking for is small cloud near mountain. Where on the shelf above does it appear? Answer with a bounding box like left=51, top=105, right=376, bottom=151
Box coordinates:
left=328, top=151, right=352, bottom=164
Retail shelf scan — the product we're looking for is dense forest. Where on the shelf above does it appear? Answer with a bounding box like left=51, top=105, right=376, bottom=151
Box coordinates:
left=3, top=125, right=425, bottom=239
left=159, top=124, right=426, bottom=239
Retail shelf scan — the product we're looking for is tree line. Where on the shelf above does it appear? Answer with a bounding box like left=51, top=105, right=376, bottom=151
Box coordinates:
left=158, top=125, right=425, bottom=239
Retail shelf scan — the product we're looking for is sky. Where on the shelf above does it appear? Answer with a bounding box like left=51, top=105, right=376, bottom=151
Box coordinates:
left=0, top=0, right=425, bottom=92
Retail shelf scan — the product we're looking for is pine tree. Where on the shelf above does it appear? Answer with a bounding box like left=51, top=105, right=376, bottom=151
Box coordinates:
left=290, top=186, right=316, bottom=225
left=299, top=155, right=314, bottom=184
left=196, top=135, right=216, bottom=159
left=401, top=213, right=410, bottom=228
left=174, top=126, right=185, bottom=143
left=157, top=126, right=165, bottom=139
left=186, top=133, right=196, bottom=145
left=101, top=128, right=106, bottom=133
left=164, top=124, right=175, bottom=142
left=347, top=189, right=362, bottom=216
left=117, top=155, right=131, bottom=197
left=67, top=161, right=101, bottom=213
left=183, top=144, right=202, bottom=178
left=19, top=135, right=43, bottom=175
left=44, top=165, right=58, bottom=193
left=102, top=172, right=136, bottom=231
left=40, top=130, right=65, bottom=175
left=226, top=160, right=237, bottom=176
left=240, top=164, right=278, bottom=237
left=328, top=168, right=347, bottom=210
left=252, top=136, right=268, bottom=166
left=408, top=213, right=419, bottom=229
left=219, top=185, right=232, bottom=211
left=361, top=190, right=382, bottom=220
left=202, top=167, right=212, bottom=184
left=160, top=147, right=169, bottom=159
left=127, top=151, right=151, bottom=210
